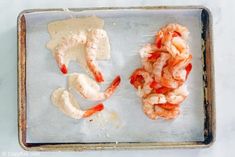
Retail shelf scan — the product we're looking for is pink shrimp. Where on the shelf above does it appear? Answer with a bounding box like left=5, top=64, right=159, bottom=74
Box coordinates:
left=154, top=105, right=180, bottom=119
left=142, top=94, right=179, bottom=120
left=155, top=23, right=190, bottom=58
left=166, top=85, right=189, bottom=104
left=139, top=44, right=168, bottom=73
left=160, top=66, right=181, bottom=89
left=129, top=68, right=153, bottom=97
left=68, top=73, right=121, bottom=101
left=152, top=52, right=171, bottom=82
left=170, top=54, right=192, bottom=81
left=51, top=88, right=104, bottom=119
left=54, top=33, right=87, bottom=74
left=85, top=29, right=110, bottom=82
left=139, top=44, right=158, bottom=73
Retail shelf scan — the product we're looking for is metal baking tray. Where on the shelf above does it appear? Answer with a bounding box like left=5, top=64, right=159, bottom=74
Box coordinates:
left=18, top=6, right=215, bottom=151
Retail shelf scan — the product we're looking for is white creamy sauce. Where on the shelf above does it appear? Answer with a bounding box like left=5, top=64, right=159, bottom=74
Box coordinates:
left=47, top=16, right=110, bottom=73
left=49, top=16, right=112, bottom=120
left=51, top=88, right=84, bottom=119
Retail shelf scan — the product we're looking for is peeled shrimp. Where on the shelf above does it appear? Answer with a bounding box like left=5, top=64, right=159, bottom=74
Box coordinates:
left=155, top=23, right=190, bottom=58
left=68, top=73, right=121, bottom=101
left=166, top=85, right=189, bottom=104
left=139, top=44, right=156, bottom=73
left=129, top=68, right=153, bottom=97
left=154, top=105, right=180, bottom=119
left=170, top=54, right=192, bottom=81
left=86, top=29, right=110, bottom=82
left=142, top=94, right=179, bottom=120
left=51, top=88, right=103, bottom=119
left=161, top=66, right=181, bottom=89
left=139, top=44, right=167, bottom=73
left=130, top=23, right=192, bottom=120
left=152, top=53, right=170, bottom=82
left=54, top=32, right=87, bottom=74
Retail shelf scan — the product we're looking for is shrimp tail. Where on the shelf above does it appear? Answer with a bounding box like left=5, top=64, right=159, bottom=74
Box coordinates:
left=60, top=64, right=68, bottom=74
left=185, top=63, right=192, bottom=79
left=82, top=103, right=104, bottom=118
left=104, top=75, right=121, bottom=98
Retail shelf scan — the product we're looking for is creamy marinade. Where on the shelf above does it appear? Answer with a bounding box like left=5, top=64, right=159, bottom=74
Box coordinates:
left=47, top=16, right=110, bottom=74
left=47, top=16, right=111, bottom=118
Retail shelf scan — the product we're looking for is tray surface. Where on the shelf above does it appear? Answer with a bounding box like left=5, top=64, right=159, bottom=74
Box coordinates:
left=18, top=6, right=215, bottom=150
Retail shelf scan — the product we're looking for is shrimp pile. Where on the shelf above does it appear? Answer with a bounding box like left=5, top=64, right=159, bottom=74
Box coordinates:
left=130, top=23, right=192, bottom=120
left=50, top=27, right=121, bottom=120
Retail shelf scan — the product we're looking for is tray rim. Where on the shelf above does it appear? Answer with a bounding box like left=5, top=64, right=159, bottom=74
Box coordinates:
left=17, top=5, right=215, bottom=151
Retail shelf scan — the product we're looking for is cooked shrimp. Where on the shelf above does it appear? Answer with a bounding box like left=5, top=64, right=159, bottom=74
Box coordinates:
left=161, top=66, right=181, bottom=89
left=152, top=53, right=170, bottom=82
left=139, top=44, right=158, bottom=73
left=156, top=23, right=189, bottom=45
left=129, top=68, right=153, bottom=97
left=142, top=94, right=179, bottom=120
left=51, top=88, right=104, bottom=119
left=166, top=85, right=189, bottom=104
left=68, top=73, right=121, bottom=101
left=170, top=54, right=192, bottom=81
left=154, top=105, right=180, bottom=119
left=139, top=44, right=168, bottom=73
left=131, top=23, right=191, bottom=120
left=155, top=23, right=190, bottom=58
left=145, top=93, right=167, bottom=104
left=142, top=99, right=158, bottom=120
left=86, top=29, right=110, bottom=82
left=54, top=32, right=87, bottom=74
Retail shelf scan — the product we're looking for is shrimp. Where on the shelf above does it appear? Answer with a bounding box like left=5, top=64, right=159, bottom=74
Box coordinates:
left=170, top=54, right=192, bottom=81
left=152, top=53, right=170, bottom=82
left=166, top=85, right=189, bottom=104
left=54, top=32, right=87, bottom=74
left=129, top=68, right=153, bottom=97
left=142, top=94, right=179, bottom=120
left=139, top=44, right=168, bottom=73
left=68, top=73, right=121, bottom=101
left=154, top=105, right=180, bottom=119
left=51, top=88, right=104, bottom=119
left=160, top=66, right=181, bottom=89
left=139, top=44, right=158, bottom=73
left=142, top=99, right=158, bottom=120
left=155, top=23, right=190, bottom=58
left=85, top=29, right=110, bottom=82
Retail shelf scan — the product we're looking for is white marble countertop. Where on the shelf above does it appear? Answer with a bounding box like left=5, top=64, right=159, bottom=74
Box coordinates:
left=0, top=0, right=234, bottom=156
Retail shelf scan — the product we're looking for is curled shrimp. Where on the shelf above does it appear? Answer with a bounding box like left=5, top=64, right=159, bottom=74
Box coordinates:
left=54, top=32, right=87, bottom=74
left=139, top=44, right=168, bottom=73
left=68, top=73, right=121, bottom=101
left=51, top=88, right=104, bottom=119
left=160, top=66, right=181, bottom=89
left=154, top=105, right=180, bottom=119
left=85, top=29, right=110, bottom=82
left=129, top=68, right=153, bottom=97
left=130, top=23, right=192, bottom=120
left=142, top=94, right=179, bottom=120
left=152, top=52, right=170, bottom=82
left=166, top=85, right=189, bottom=104
left=155, top=23, right=190, bottom=58
left=170, top=54, right=192, bottom=81
left=139, top=44, right=157, bottom=73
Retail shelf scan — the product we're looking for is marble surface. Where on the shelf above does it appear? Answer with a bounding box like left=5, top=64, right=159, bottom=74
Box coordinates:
left=0, top=0, right=234, bottom=157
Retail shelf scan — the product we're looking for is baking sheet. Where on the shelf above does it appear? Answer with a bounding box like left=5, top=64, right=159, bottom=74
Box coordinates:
left=25, top=9, right=204, bottom=143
